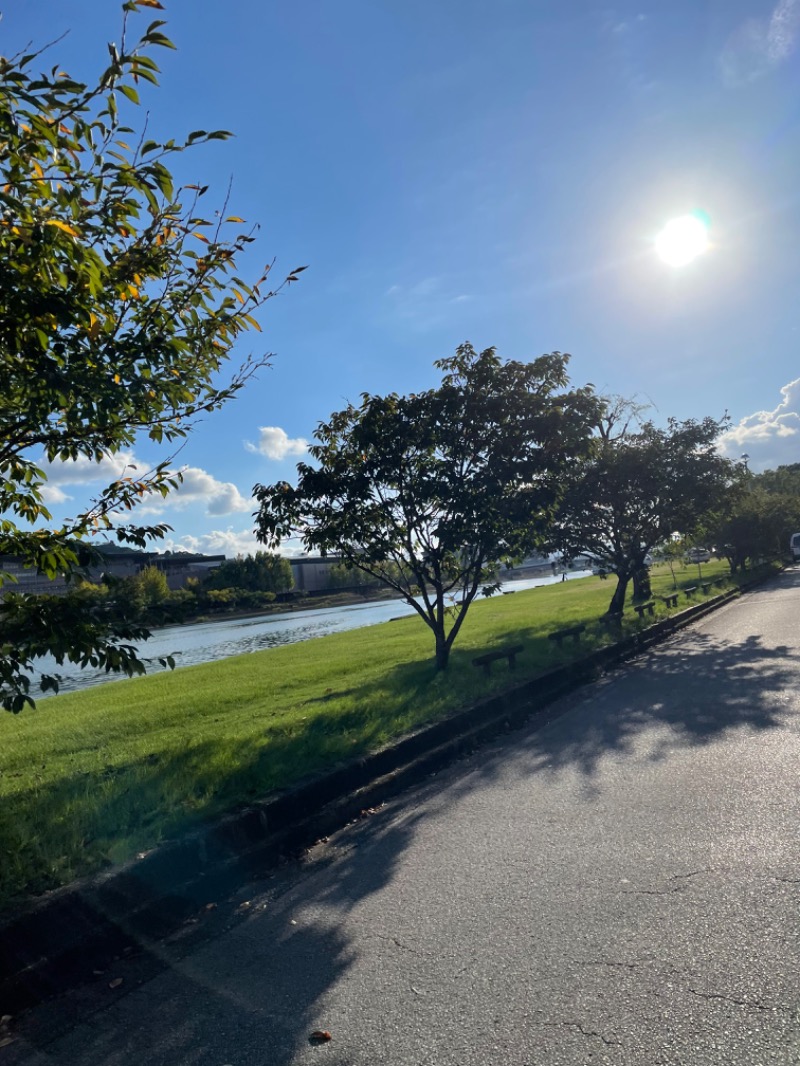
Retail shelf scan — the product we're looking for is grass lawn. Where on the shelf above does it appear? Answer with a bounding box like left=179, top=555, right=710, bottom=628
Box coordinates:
left=0, top=560, right=748, bottom=911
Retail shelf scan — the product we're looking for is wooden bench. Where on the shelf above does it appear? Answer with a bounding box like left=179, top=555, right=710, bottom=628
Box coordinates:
left=548, top=624, right=586, bottom=648
left=683, top=586, right=698, bottom=600
left=660, top=593, right=679, bottom=608
left=633, top=601, right=655, bottom=619
left=472, top=644, right=524, bottom=675
left=700, top=582, right=713, bottom=594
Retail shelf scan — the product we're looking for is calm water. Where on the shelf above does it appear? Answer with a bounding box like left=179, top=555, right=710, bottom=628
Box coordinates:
left=33, top=570, right=590, bottom=697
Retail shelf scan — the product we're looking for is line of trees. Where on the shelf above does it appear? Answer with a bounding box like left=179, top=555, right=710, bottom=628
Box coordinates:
left=54, top=553, right=296, bottom=630
left=700, top=464, right=800, bottom=573
left=255, top=347, right=740, bottom=670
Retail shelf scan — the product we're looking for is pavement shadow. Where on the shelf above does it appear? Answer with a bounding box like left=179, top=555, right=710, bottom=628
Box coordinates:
left=8, top=808, right=426, bottom=1066
left=437, top=623, right=796, bottom=805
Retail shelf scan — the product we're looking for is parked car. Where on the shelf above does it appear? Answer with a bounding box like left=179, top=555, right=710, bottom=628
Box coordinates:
left=790, top=532, right=800, bottom=562
left=686, top=547, right=711, bottom=563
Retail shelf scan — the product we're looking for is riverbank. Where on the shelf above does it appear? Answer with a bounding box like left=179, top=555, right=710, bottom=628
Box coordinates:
left=168, top=584, right=406, bottom=627
left=0, top=561, right=748, bottom=911
left=33, top=569, right=588, bottom=698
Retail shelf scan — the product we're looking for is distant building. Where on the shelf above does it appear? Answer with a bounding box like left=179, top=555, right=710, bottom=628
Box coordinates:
left=0, top=545, right=225, bottom=596
left=0, top=555, right=70, bottom=596
left=501, top=554, right=552, bottom=580
left=88, top=545, right=226, bottom=589
left=289, top=555, right=342, bottom=592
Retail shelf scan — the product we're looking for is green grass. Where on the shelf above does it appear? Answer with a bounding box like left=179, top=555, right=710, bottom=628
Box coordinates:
left=0, top=560, right=750, bottom=911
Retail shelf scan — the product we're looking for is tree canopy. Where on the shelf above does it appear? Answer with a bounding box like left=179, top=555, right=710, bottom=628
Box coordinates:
left=700, top=481, right=800, bottom=573
left=254, top=344, right=599, bottom=669
left=553, top=398, right=735, bottom=615
left=202, top=552, right=294, bottom=594
left=0, top=2, right=302, bottom=710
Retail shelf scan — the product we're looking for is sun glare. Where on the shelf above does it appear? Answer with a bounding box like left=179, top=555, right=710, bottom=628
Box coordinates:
left=655, top=214, right=709, bottom=267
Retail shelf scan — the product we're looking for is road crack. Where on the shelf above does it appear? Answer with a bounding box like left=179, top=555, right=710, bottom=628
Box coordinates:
left=538, top=1018, right=622, bottom=1047
left=373, top=933, right=431, bottom=957
left=686, top=988, right=777, bottom=1012
left=624, top=868, right=718, bottom=896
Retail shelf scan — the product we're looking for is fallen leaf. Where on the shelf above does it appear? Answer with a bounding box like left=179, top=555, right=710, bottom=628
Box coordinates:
left=92, top=970, right=105, bottom=976
left=359, top=804, right=384, bottom=818
left=108, top=978, right=123, bottom=990
left=0, top=1016, right=12, bottom=1027
left=204, top=902, right=217, bottom=911
left=290, top=919, right=297, bottom=925
left=0, top=1036, right=15, bottom=1049
left=310, top=1029, right=332, bottom=1042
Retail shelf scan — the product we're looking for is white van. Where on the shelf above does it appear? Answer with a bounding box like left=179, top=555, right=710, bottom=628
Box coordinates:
left=791, top=532, right=800, bottom=562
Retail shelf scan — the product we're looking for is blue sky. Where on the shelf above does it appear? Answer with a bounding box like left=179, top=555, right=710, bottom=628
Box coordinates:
left=6, top=1, right=800, bottom=556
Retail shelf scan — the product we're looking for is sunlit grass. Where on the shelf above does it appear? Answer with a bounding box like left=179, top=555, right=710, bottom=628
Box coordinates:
left=0, top=560, right=749, bottom=910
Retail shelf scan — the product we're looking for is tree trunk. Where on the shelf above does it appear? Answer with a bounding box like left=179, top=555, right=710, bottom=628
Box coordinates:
left=632, top=565, right=651, bottom=601
left=607, top=572, right=629, bottom=616
left=434, top=629, right=450, bottom=670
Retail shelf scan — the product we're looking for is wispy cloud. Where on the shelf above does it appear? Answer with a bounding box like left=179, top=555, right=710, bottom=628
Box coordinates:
left=600, top=11, right=659, bottom=98
left=383, top=276, right=478, bottom=330
left=245, top=426, right=309, bottom=461
left=719, top=0, right=800, bottom=86
left=719, top=377, right=800, bottom=470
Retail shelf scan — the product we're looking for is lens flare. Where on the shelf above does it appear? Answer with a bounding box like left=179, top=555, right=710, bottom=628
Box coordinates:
left=655, top=213, right=710, bottom=267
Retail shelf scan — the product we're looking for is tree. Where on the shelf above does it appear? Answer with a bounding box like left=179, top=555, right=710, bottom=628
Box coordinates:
left=0, top=3, right=304, bottom=710
left=202, top=552, right=293, bottom=594
left=254, top=344, right=599, bottom=670
left=701, top=486, right=800, bottom=573
left=132, top=564, right=170, bottom=605
left=652, top=536, right=685, bottom=590
left=553, top=398, right=735, bottom=616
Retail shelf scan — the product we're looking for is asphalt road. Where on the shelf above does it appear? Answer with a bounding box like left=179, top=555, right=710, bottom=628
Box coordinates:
left=7, top=569, right=800, bottom=1065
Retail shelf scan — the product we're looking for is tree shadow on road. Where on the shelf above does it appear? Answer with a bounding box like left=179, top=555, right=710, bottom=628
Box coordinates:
left=438, top=626, right=797, bottom=804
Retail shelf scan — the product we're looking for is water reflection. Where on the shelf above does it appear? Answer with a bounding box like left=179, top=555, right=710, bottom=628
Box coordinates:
left=33, top=571, right=590, bottom=698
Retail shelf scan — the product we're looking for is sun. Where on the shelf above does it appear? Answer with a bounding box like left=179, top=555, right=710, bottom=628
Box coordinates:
left=655, top=214, right=710, bottom=267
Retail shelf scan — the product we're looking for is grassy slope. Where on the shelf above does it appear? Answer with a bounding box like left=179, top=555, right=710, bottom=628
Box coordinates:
left=0, top=562, right=737, bottom=909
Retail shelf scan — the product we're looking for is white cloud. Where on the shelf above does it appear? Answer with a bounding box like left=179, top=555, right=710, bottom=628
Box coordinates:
left=37, top=450, right=250, bottom=517
left=719, top=377, right=800, bottom=470
left=165, top=527, right=261, bottom=558
left=39, top=484, right=71, bottom=505
left=163, top=528, right=307, bottom=560
left=719, top=0, right=800, bottom=85
left=136, top=466, right=253, bottom=517
left=38, top=449, right=139, bottom=486
left=245, top=426, right=308, bottom=461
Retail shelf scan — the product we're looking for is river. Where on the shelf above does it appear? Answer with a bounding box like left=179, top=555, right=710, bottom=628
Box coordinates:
left=32, top=570, right=591, bottom=698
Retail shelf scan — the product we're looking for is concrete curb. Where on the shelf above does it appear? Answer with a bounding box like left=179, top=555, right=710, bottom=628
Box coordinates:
left=0, top=570, right=775, bottom=1014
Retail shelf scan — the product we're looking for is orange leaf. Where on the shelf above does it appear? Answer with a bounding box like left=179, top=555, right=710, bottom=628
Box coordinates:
left=310, top=1030, right=332, bottom=1042
left=44, top=219, right=79, bottom=237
